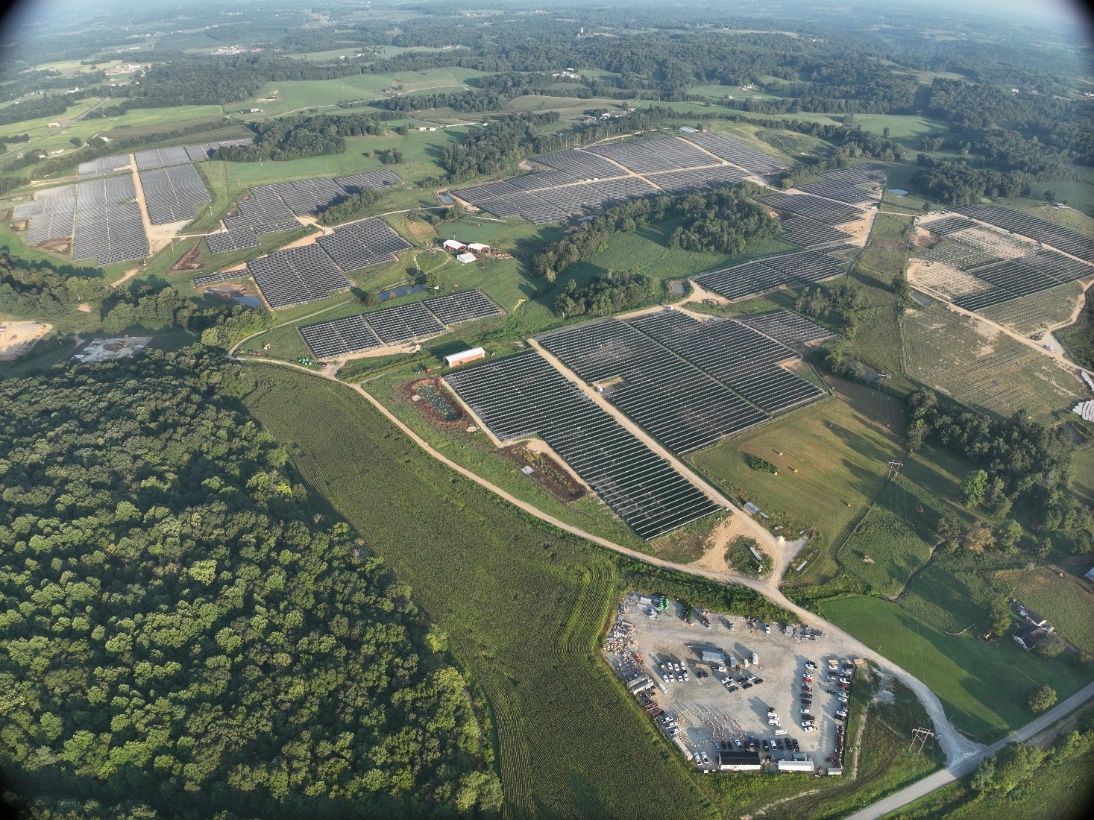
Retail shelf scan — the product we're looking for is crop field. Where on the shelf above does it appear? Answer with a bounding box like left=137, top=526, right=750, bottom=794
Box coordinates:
left=839, top=480, right=935, bottom=598
left=978, top=281, right=1087, bottom=335
left=819, top=595, right=1090, bottom=741
left=242, top=365, right=716, bottom=818
left=690, top=378, right=904, bottom=584
left=995, top=567, right=1094, bottom=656
left=902, top=304, right=1082, bottom=419
left=1072, top=447, right=1094, bottom=506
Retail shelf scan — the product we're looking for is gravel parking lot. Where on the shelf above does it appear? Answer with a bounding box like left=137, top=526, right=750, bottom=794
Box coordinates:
left=605, top=592, right=859, bottom=774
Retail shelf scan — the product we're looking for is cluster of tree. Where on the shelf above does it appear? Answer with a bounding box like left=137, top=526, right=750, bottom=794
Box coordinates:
left=913, top=156, right=1032, bottom=206
left=907, top=390, right=1090, bottom=545
left=381, top=88, right=513, bottom=114
left=795, top=281, right=864, bottom=339
left=553, top=272, right=651, bottom=318
left=0, top=248, right=111, bottom=317
left=668, top=186, right=780, bottom=253
left=317, top=188, right=382, bottom=227
left=532, top=184, right=774, bottom=285
left=0, top=348, right=500, bottom=817
left=216, top=113, right=388, bottom=163
left=745, top=455, right=778, bottom=474
left=440, top=116, right=539, bottom=182
left=727, top=60, right=919, bottom=115
left=0, top=88, right=96, bottom=127
left=968, top=712, right=1094, bottom=802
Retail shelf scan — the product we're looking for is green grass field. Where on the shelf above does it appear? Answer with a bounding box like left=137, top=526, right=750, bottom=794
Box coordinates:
left=996, top=567, right=1094, bottom=656
left=839, top=481, right=935, bottom=598
left=819, top=595, right=1091, bottom=741
left=241, top=365, right=716, bottom=819
left=690, top=378, right=905, bottom=584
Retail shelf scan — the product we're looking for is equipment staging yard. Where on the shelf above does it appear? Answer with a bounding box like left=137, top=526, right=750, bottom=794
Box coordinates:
left=606, top=592, right=862, bottom=776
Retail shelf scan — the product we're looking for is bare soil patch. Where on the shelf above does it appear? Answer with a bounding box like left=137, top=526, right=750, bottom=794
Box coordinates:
left=169, top=243, right=203, bottom=273
left=502, top=444, right=587, bottom=503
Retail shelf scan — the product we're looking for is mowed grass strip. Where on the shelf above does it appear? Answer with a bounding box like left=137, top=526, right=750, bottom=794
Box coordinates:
left=996, top=567, right=1094, bottom=656
left=242, top=366, right=715, bottom=819
left=819, top=595, right=1090, bottom=741
left=689, top=378, right=904, bottom=582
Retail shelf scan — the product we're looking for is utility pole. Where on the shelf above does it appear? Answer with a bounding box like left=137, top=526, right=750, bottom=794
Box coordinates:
left=887, top=460, right=903, bottom=481
left=909, top=727, right=933, bottom=753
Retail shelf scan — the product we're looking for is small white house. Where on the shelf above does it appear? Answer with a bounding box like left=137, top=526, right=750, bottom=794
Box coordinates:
left=455, top=252, right=477, bottom=264
left=443, top=239, right=466, bottom=250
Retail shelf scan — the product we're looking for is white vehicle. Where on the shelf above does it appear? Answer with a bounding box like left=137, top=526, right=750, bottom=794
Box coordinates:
left=694, top=752, right=702, bottom=765
left=658, top=683, right=668, bottom=694
left=773, top=728, right=788, bottom=736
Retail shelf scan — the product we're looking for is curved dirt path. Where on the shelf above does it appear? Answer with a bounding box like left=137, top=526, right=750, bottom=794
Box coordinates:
left=230, top=339, right=983, bottom=769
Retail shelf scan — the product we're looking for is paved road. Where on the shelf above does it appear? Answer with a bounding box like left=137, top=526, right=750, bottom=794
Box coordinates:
left=846, top=679, right=1094, bottom=819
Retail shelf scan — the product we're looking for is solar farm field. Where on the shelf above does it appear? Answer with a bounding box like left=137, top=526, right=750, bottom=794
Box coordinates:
left=901, top=304, right=1083, bottom=419
left=299, top=289, right=502, bottom=358
left=242, top=366, right=715, bottom=819
left=445, top=352, right=722, bottom=539
left=694, top=248, right=848, bottom=301
left=690, top=379, right=905, bottom=585
left=959, top=205, right=1094, bottom=262
left=977, top=280, right=1087, bottom=335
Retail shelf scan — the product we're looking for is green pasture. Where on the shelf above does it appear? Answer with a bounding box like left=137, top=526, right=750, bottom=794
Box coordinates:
left=996, top=567, right=1094, bottom=656
left=691, top=378, right=905, bottom=584
left=820, top=595, right=1091, bottom=741
left=241, top=69, right=486, bottom=116
left=242, top=365, right=717, bottom=818
left=838, top=479, right=936, bottom=598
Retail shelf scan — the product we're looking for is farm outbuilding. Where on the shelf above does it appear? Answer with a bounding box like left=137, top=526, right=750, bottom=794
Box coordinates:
left=701, top=649, right=726, bottom=665
left=467, top=242, right=491, bottom=252
left=718, top=750, right=762, bottom=771
left=456, top=252, right=477, bottom=264
left=777, top=758, right=815, bottom=773
left=444, top=347, right=486, bottom=368
left=443, top=239, right=466, bottom=250
left=1013, top=623, right=1050, bottom=651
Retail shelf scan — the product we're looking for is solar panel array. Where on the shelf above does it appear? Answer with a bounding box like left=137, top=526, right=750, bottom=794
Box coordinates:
left=78, top=154, right=131, bottom=177
left=298, top=288, right=503, bottom=358
left=454, top=133, right=785, bottom=223
left=445, top=352, right=722, bottom=539
left=819, top=164, right=889, bottom=186
left=797, top=179, right=877, bottom=205
left=140, top=163, right=211, bottom=224
left=72, top=175, right=148, bottom=266
left=206, top=229, right=261, bottom=255
left=540, top=319, right=767, bottom=453
left=677, top=132, right=789, bottom=175
left=696, top=249, right=847, bottom=300
left=924, top=216, right=977, bottom=236
left=134, top=145, right=192, bottom=171
left=780, top=216, right=851, bottom=247
left=247, top=245, right=349, bottom=309
left=316, top=217, right=414, bottom=272
left=14, top=184, right=77, bottom=243
left=737, top=310, right=835, bottom=349
left=921, top=238, right=1001, bottom=271
left=222, top=187, right=301, bottom=237
left=760, top=192, right=864, bottom=225
left=586, top=138, right=719, bottom=174
left=627, top=311, right=824, bottom=414
left=958, top=205, right=1094, bottom=262
left=335, top=169, right=404, bottom=193
left=194, top=270, right=248, bottom=287
left=186, top=138, right=254, bottom=162
left=953, top=251, right=1094, bottom=312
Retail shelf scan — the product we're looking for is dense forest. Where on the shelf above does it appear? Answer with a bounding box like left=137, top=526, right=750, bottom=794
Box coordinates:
left=0, top=349, right=500, bottom=817
left=216, top=113, right=389, bottom=163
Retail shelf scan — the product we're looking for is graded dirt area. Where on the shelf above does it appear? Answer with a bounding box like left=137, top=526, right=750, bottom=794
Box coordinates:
left=606, top=593, right=863, bottom=774
left=0, top=320, right=51, bottom=360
